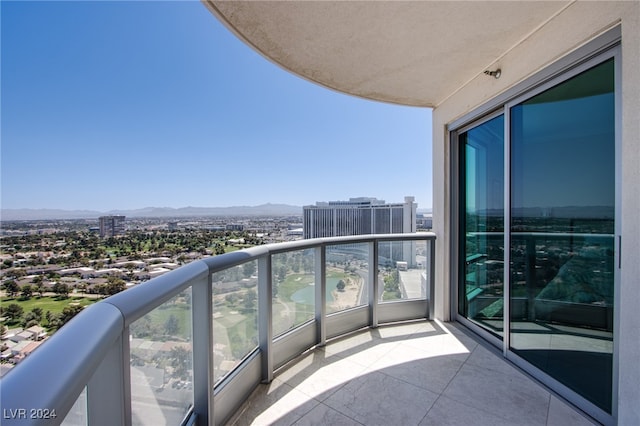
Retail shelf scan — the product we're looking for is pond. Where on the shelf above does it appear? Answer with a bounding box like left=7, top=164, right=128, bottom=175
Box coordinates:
left=290, top=277, right=342, bottom=305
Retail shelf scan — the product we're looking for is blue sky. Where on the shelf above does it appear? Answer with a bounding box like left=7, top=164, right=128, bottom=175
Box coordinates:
left=1, top=1, right=432, bottom=212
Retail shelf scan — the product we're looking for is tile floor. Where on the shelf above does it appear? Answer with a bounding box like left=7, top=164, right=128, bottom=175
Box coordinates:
left=227, top=320, right=597, bottom=426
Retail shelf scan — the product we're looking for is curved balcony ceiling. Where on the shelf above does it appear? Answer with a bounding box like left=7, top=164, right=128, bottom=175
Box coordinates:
left=204, top=1, right=570, bottom=107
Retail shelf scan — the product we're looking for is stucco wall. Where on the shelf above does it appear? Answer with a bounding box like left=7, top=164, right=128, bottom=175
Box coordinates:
left=432, top=1, right=639, bottom=423
left=617, top=5, right=640, bottom=424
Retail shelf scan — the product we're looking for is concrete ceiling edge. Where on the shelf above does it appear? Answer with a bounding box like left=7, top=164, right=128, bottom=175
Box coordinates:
left=201, top=0, right=433, bottom=108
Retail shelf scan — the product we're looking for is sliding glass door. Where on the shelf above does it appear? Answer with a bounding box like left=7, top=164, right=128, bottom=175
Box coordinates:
left=457, top=54, right=616, bottom=415
left=509, top=58, right=615, bottom=413
left=459, top=114, right=504, bottom=339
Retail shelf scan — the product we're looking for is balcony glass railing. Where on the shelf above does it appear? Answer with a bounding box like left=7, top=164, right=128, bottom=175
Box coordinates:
left=0, top=233, right=435, bottom=425
left=212, top=261, right=258, bottom=384
left=379, top=240, right=429, bottom=302
left=325, top=242, right=369, bottom=314
left=272, top=249, right=316, bottom=337
left=130, top=289, right=194, bottom=424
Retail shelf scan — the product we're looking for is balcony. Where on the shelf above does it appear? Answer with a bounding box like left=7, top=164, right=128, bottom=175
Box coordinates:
left=1, top=232, right=594, bottom=425
left=227, top=321, right=595, bottom=426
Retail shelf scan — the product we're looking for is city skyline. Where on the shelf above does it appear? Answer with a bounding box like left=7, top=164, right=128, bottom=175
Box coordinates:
left=1, top=1, right=432, bottom=213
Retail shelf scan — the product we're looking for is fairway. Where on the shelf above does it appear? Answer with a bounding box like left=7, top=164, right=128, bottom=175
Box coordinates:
left=1, top=295, right=98, bottom=327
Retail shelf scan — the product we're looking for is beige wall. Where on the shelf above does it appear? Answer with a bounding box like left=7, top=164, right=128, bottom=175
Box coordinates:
left=618, top=4, right=640, bottom=424
left=432, top=1, right=639, bottom=423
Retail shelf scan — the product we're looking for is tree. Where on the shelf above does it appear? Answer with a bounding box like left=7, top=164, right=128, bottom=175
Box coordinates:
left=105, top=276, right=126, bottom=296
left=164, top=314, right=180, bottom=336
left=169, top=346, right=191, bottom=380
left=52, top=282, right=70, bottom=298
left=56, top=305, right=84, bottom=328
left=225, top=293, right=239, bottom=305
left=46, top=271, right=60, bottom=280
left=7, top=268, right=27, bottom=280
left=31, top=307, right=44, bottom=322
left=4, top=303, right=24, bottom=321
left=242, top=261, right=256, bottom=278
left=130, top=315, right=162, bottom=339
left=276, top=265, right=287, bottom=282
left=3, top=280, right=20, bottom=297
left=20, top=284, right=33, bottom=299
left=243, top=289, right=257, bottom=312
left=23, top=311, right=40, bottom=328
left=383, top=270, right=401, bottom=297
left=336, top=280, right=346, bottom=292
left=35, top=284, right=45, bottom=297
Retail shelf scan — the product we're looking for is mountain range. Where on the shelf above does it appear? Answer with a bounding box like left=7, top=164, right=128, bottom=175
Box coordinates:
left=1, top=204, right=304, bottom=221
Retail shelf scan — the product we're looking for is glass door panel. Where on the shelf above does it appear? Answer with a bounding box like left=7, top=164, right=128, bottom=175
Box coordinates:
left=459, top=114, right=504, bottom=339
left=509, top=59, right=615, bottom=412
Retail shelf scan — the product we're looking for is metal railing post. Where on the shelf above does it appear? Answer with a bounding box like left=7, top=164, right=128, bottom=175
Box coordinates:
left=369, top=240, right=379, bottom=328
left=258, top=255, right=273, bottom=383
left=429, top=239, right=436, bottom=320
left=191, top=274, right=213, bottom=425
left=315, top=245, right=326, bottom=346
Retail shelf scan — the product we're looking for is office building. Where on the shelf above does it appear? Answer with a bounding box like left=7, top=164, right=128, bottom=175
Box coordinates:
left=99, top=215, right=126, bottom=238
left=303, top=196, right=416, bottom=239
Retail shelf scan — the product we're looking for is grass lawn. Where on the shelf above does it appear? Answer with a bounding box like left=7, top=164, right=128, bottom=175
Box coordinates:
left=276, top=273, right=314, bottom=300
left=1, top=295, right=97, bottom=315
left=143, top=302, right=192, bottom=337
left=0, top=295, right=99, bottom=328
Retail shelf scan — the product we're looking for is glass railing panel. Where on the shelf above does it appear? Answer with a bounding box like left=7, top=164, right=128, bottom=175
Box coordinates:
left=60, top=387, right=87, bottom=425
left=272, top=249, right=315, bottom=337
left=212, top=261, right=259, bottom=384
left=129, top=289, right=193, bottom=425
left=378, top=240, right=428, bottom=302
left=325, top=243, right=369, bottom=314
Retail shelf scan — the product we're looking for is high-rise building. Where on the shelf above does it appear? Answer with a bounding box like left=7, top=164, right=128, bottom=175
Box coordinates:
left=99, top=216, right=126, bottom=238
left=304, top=196, right=418, bottom=266
left=303, top=196, right=416, bottom=239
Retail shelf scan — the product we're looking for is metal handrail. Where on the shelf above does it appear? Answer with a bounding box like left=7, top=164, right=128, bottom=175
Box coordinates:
left=0, top=232, right=436, bottom=425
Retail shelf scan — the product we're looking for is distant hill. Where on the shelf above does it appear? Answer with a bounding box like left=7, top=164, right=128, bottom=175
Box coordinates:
left=1, top=204, right=303, bottom=221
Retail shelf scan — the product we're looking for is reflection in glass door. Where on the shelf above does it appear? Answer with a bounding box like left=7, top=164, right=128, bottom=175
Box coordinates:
left=457, top=55, right=616, bottom=416
left=459, top=114, right=504, bottom=339
left=509, top=59, right=615, bottom=413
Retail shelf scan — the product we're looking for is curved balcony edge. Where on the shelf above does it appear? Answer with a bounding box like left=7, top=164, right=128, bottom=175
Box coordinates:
left=0, top=233, right=436, bottom=425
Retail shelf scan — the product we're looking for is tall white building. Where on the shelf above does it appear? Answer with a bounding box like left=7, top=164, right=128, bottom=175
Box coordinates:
left=303, top=196, right=416, bottom=239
